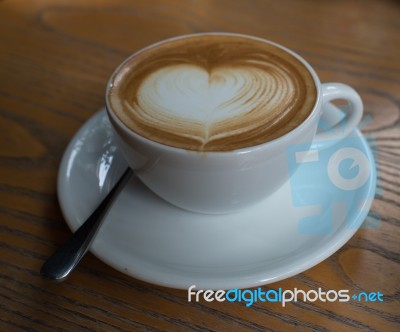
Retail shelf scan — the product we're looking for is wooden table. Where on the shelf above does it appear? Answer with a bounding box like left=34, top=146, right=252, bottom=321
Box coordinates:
left=1, top=0, right=399, bottom=331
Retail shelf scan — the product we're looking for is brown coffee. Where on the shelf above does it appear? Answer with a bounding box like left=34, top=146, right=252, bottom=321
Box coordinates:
left=107, top=34, right=317, bottom=152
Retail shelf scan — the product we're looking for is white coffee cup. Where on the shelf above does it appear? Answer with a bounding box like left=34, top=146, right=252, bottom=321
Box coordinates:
left=106, top=33, right=363, bottom=214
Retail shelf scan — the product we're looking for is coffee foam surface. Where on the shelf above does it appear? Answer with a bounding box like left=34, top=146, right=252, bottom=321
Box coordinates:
left=108, top=35, right=317, bottom=151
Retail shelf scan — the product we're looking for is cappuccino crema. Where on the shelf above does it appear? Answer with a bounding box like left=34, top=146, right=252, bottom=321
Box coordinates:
left=107, top=34, right=317, bottom=151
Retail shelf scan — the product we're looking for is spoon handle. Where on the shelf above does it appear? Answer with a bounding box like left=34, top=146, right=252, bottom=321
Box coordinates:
left=41, top=168, right=133, bottom=281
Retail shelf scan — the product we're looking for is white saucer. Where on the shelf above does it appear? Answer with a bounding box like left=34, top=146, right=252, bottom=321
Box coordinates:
left=58, top=108, right=376, bottom=290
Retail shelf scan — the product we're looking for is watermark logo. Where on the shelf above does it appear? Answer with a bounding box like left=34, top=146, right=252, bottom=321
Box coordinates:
left=286, top=109, right=379, bottom=234
left=188, top=285, right=384, bottom=307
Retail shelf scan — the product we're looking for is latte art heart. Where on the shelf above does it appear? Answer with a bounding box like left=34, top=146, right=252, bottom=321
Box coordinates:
left=108, top=34, right=317, bottom=151
left=128, top=64, right=297, bottom=146
left=138, top=65, right=253, bottom=123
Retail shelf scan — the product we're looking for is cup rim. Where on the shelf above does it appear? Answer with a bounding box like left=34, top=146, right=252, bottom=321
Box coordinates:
left=105, top=32, right=322, bottom=156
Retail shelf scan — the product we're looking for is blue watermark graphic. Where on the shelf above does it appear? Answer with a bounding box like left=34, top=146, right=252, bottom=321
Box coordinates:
left=286, top=107, right=380, bottom=234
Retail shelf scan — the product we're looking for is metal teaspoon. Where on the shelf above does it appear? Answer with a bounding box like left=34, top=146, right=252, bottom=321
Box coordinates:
left=41, top=168, right=133, bottom=281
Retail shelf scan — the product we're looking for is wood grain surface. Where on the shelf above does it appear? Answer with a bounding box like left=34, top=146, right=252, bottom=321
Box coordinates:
left=0, top=0, right=399, bottom=331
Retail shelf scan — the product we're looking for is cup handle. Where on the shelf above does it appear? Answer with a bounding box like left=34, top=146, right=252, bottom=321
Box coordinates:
left=315, top=83, right=363, bottom=143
